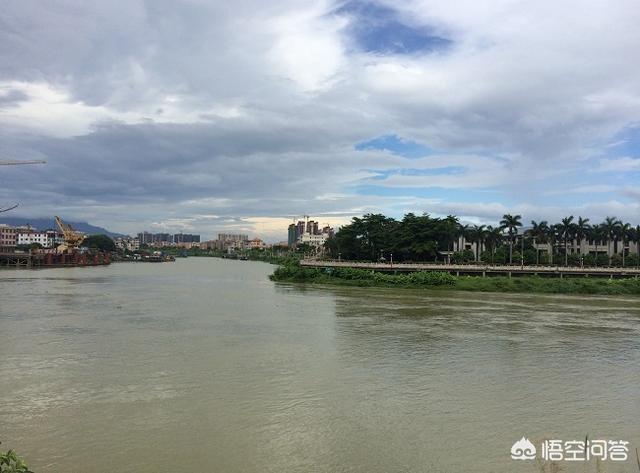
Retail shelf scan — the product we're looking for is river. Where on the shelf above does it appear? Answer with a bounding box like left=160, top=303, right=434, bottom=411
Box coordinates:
left=1, top=258, right=638, bottom=472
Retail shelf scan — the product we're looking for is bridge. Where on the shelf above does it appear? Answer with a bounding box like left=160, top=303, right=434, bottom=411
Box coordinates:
left=300, top=259, right=640, bottom=278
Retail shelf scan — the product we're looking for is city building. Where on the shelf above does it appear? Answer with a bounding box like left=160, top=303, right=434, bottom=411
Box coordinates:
left=136, top=231, right=201, bottom=247
left=174, top=241, right=200, bottom=249
left=0, top=225, right=19, bottom=252
left=115, top=237, right=140, bottom=251
left=137, top=231, right=155, bottom=245
left=299, top=232, right=329, bottom=248
left=17, top=229, right=64, bottom=248
left=216, top=233, right=249, bottom=251
left=174, top=233, right=200, bottom=244
left=247, top=238, right=266, bottom=249
left=217, top=233, right=248, bottom=243
left=199, top=240, right=218, bottom=250
left=453, top=232, right=639, bottom=261
left=287, top=224, right=297, bottom=247
left=287, top=216, right=334, bottom=251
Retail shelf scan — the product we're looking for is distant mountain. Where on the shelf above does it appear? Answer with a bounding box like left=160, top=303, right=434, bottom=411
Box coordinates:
left=0, top=216, right=126, bottom=238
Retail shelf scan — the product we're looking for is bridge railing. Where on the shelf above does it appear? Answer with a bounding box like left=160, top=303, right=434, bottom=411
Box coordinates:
left=300, top=259, right=640, bottom=274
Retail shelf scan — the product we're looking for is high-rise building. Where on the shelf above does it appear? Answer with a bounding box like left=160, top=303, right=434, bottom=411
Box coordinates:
left=217, top=234, right=248, bottom=243
left=174, top=233, right=200, bottom=243
left=287, top=224, right=297, bottom=247
left=296, top=221, right=306, bottom=240
left=154, top=233, right=172, bottom=243
left=137, top=231, right=154, bottom=245
left=307, top=220, right=319, bottom=235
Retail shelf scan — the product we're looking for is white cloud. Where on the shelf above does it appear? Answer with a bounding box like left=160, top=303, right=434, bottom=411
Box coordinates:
left=1, top=0, right=640, bottom=238
left=596, top=157, right=640, bottom=172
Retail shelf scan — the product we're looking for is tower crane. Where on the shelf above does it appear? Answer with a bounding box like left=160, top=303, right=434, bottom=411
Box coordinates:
left=55, top=216, right=85, bottom=252
left=0, top=160, right=47, bottom=166
left=0, top=159, right=47, bottom=213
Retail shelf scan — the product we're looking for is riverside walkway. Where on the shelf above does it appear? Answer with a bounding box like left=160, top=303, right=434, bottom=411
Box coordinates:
left=301, top=259, right=640, bottom=278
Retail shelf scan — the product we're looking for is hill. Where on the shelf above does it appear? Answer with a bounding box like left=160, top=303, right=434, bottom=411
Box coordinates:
left=0, top=216, right=126, bottom=238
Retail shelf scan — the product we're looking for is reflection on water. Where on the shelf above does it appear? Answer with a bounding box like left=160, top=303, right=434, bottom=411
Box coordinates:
left=1, top=259, right=639, bottom=473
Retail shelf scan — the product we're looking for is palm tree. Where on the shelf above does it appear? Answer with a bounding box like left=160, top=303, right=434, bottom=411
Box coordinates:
left=443, top=215, right=460, bottom=263
left=601, top=216, right=622, bottom=266
left=575, top=217, right=590, bottom=264
left=499, top=214, right=522, bottom=264
left=588, top=224, right=603, bottom=267
left=471, top=224, right=486, bottom=262
left=558, top=216, right=574, bottom=266
left=546, top=224, right=560, bottom=265
left=485, top=225, right=503, bottom=264
left=619, top=222, right=632, bottom=267
left=529, top=220, right=549, bottom=265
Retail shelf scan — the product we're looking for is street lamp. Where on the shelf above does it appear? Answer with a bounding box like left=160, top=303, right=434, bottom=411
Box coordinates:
left=338, top=252, right=341, bottom=262
left=390, top=253, right=393, bottom=266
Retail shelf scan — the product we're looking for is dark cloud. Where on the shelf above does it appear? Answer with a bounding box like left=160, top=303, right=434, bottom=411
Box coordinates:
left=1, top=0, right=640, bottom=238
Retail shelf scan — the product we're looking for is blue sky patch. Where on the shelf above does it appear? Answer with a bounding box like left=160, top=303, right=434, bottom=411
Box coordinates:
left=604, top=126, right=640, bottom=157
left=335, top=0, right=452, bottom=55
left=354, top=184, right=511, bottom=205
left=356, top=134, right=432, bottom=158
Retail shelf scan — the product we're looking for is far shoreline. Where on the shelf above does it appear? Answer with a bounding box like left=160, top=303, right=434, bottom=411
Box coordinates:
left=269, top=261, right=640, bottom=296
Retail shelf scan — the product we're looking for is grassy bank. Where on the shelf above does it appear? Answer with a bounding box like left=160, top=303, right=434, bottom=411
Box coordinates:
left=270, top=262, right=640, bottom=296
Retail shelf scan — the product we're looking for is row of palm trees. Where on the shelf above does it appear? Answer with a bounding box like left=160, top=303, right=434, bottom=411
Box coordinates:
left=459, top=214, right=640, bottom=267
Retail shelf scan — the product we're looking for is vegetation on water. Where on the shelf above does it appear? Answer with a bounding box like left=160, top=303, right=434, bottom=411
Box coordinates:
left=325, top=212, right=640, bottom=267
left=270, top=261, right=640, bottom=295
left=0, top=444, right=32, bottom=473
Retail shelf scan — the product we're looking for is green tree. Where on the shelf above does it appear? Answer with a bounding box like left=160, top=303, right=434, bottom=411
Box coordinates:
left=558, top=216, right=574, bottom=267
left=83, top=234, right=116, bottom=252
left=589, top=224, right=605, bottom=267
left=468, top=224, right=486, bottom=262
left=619, top=222, right=632, bottom=267
left=575, top=217, right=590, bottom=255
left=528, top=220, right=549, bottom=265
left=484, top=225, right=503, bottom=264
left=601, top=216, right=621, bottom=265
left=499, top=214, right=522, bottom=264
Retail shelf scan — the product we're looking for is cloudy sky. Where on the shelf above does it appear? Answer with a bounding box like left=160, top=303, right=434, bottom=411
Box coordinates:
left=1, top=0, right=639, bottom=240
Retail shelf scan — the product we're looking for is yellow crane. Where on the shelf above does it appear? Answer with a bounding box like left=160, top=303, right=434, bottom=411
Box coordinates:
left=0, top=159, right=47, bottom=213
left=55, top=216, right=85, bottom=252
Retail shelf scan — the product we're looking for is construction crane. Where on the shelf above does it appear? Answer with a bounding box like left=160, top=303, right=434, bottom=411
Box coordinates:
left=0, top=159, right=47, bottom=213
left=55, top=216, right=85, bottom=252
left=0, top=160, right=47, bottom=166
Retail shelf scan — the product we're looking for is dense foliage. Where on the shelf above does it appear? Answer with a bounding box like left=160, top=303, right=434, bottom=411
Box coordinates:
left=325, top=213, right=460, bottom=262
left=83, top=234, right=116, bottom=252
left=270, top=261, right=640, bottom=295
left=325, top=212, right=640, bottom=267
left=0, top=445, right=32, bottom=473
left=271, top=261, right=455, bottom=287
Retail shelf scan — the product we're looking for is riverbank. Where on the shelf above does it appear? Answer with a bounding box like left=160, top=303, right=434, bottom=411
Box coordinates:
left=270, top=261, right=640, bottom=295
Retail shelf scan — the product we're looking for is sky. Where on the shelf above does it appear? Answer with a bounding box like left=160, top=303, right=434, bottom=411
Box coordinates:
left=1, top=0, right=639, bottom=241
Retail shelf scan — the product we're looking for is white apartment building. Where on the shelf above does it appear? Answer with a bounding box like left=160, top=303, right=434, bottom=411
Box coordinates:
left=115, top=237, right=140, bottom=251
left=17, top=230, right=64, bottom=248
left=299, top=232, right=329, bottom=248
left=454, top=234, right=639, bottom=260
